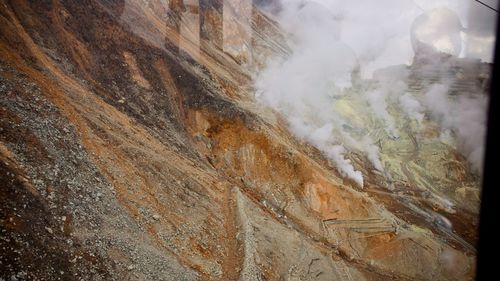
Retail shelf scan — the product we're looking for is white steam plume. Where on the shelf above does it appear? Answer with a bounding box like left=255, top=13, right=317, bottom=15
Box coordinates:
left=255, top=0, right=492, bottom=185
left=423, top=83, right=488, bottom=173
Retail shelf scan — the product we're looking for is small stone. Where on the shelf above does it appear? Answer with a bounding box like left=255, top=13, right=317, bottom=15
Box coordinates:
left=45, top=227, right=53, bottom=234
left=152, top=214, right=161, bottom=220
left=127, top=265, right=135, bottom=270
left=61, top=216, right=67, bottom=222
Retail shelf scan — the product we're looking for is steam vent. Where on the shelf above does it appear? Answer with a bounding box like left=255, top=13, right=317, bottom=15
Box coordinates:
left=0, top=1, right=490, bottom=280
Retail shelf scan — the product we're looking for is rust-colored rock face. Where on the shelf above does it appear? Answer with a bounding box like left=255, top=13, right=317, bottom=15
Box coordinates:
left=0, top=1, right=481, bottom=280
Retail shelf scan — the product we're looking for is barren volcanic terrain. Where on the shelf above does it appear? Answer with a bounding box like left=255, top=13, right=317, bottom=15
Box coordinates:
left=0, top=1, right=486, bottom=280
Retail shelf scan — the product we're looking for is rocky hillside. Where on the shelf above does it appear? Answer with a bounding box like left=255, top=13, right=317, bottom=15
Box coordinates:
left=0, top=1, right=482, bottom=280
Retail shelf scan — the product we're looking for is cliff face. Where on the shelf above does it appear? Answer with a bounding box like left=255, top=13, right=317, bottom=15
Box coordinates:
left=0, top=1, right=480, bottom=280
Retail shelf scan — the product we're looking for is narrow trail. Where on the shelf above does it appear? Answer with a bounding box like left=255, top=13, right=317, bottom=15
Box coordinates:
left=221, top=185, right=243, bottom=281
